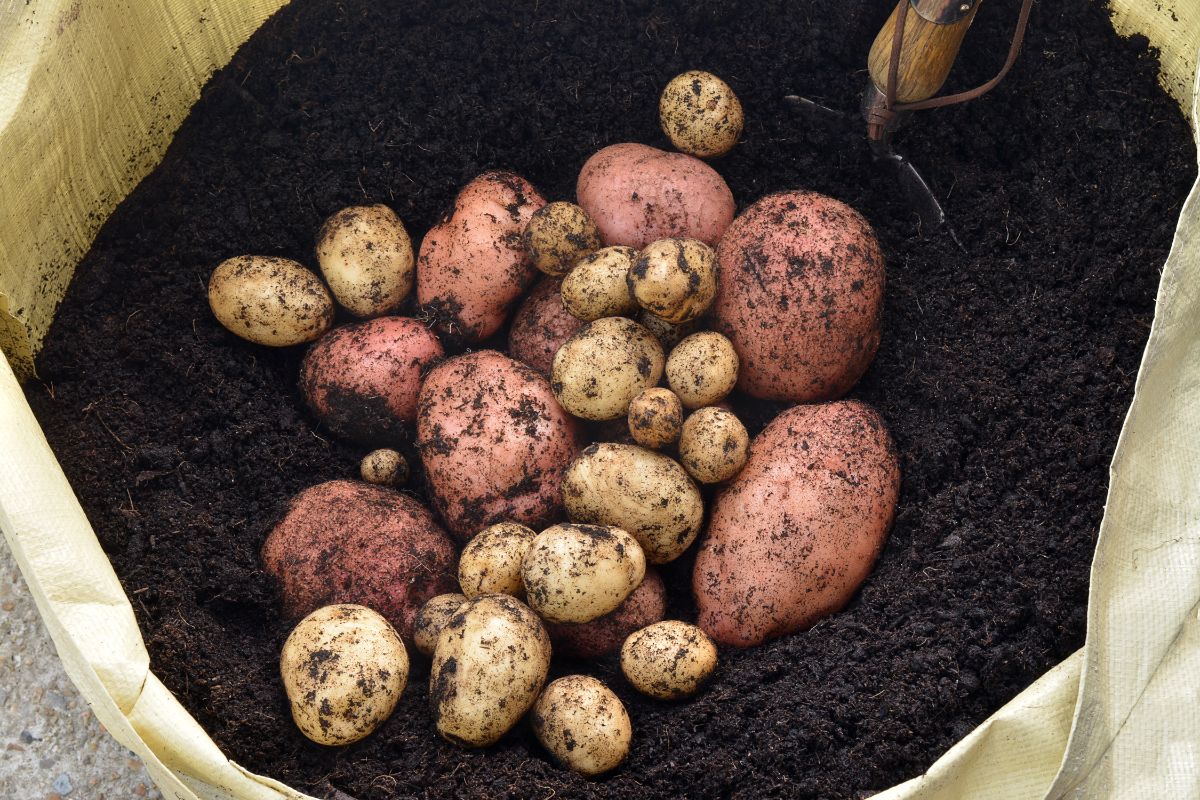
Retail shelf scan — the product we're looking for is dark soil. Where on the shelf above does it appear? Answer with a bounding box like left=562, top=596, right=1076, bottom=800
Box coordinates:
left=24, top=0, right=1195, bottom=798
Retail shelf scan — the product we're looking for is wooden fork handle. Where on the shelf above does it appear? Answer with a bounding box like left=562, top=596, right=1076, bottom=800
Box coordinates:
left=867, top=0, right=980, bottom=105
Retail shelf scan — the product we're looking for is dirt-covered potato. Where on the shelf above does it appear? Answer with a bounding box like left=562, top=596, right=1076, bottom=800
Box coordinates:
left=678, top=407, right=749, bottom=484
left=508, top=277, right=584, bottom=376
left=524, top=201, right=602, bottom=276
left=627, top=388, right=684, bottom=449
left=316, top=204, right=414, bottom=317
left=522, top=524, right=646, bottom=624
left=638, top=311, right=701, bottom=350
left=551, top=317, right=664, bottom=421
left=620, top=620, right=717, bottom=700
left=280, top=604, right=409, bottom=745
left=628, top=239, right=718, bottom=325
left=208, top=255, right=334, bottom=346
left=417, top=351, right=579, bottom=539
left=458, top=522, right=536, bottom=598
left=659, top=70, right=744, bottom=158
left=532, top=676, right=631, bottom=776
left=262, top=480, right=458, bottom=641
left=360, top=448, right=409, bottom=486
left=665, top=332, right=739, bottom=409
left=562, top=443, right=703, bottom=564
left=412, top=593, right=468, bottom=658
left=430, top=594, right=551, bottom=747
left=547, top=568, right=667, bottom=659
left=560, top=246, right=639, bottom=322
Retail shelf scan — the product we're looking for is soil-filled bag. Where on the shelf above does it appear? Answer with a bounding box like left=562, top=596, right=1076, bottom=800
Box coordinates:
left=0, top=2, right=1197, bottom=798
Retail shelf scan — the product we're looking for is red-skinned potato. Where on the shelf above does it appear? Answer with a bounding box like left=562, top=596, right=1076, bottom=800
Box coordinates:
left=508, top=277, right=584, bottom=376
left=546, top=568, right=667, bottom=659
left=576, top=143, right=734, bottom=249
left=712, top=191, right=885, bottom=402
left=418, top=171, right=546, bottom=342
left=300, top=316, right=444, bottom=445
left=693, top=401, right=900, bottom=647
left=417, top=351, right=579, bottom=539
left=262, top=480, right=458, bottom=642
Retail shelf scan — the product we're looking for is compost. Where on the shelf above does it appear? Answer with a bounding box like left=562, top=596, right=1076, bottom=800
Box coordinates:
left=24, top=0, right=1195, bottom=797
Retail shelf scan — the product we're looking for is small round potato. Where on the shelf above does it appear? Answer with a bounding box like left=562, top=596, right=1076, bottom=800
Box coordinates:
left=208, top=255, right=334, bottom=346
left=316, top=204, right=414, bottom=317
left=522, top=524, right=646, bottom=623
left=638, top=311, right=701, bottom=350
left=628, top=239, right=718, bottom=324
left=458, top=522, right=537, bottom=598
left=551, top=317, right=664, bottom=421
left=679, top=407, right=750, bottom=484
left=532, top=676, right=632, bottom=776
left=620, top=620, right=717, bottom=700
left=627, top=388, right=684, bottom=449
left=659, top=71, right=744, bottom=158
left=560, top=246, right=639, bottom=322
left=280, top=604, right=409, bottom=745
left=360, top=448, right=409, bottom=486
left=412, top=593, right=468, bottom=658
left=525, top=201, right=603, bottom=276
left=666, top=331, right=739, bottom=409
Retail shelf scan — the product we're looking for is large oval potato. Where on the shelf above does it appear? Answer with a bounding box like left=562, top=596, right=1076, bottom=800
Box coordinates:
left=522, top=524, right=646, bottom=624
left=693, top=401, right=900, bottom=647
left=417, top=351, right=579, bottom=539
left=507, top=277, right=584, bottom=376
left=262, top=480, right=458, bottom=641
left=417, top=171, right=546, bottom=342
left=712, top=191, right=885, bottom=402
left=208, top=255, right=334, bottom=346
left=547, top=567, right=667, bottom=659
left=576, top=143, right=734, bottom=249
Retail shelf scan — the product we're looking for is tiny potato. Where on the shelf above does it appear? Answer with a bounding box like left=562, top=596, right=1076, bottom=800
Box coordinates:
left=627, top=388, right=684, bottom=449
left=525, top=201, right=602, bottom=276
left=561, top=246, right=640, bottom=322
left=678, top=407, right=749, bottom=484
left=659, top=71, right=744, bottom=158
left=620, top=620, right=717, bottom=700
left=316, top=204, right=414, bottom=317
left=521, top=524, right=646, bottom=624
left=628, top=239, right=718, bottom=324
left=360, top=448, right=409, bottom=486
left=458, top=522, right=536, bottom=598
left=551, top=317, right=664, bottom=421
left=532, top=676, right=631, bottom=777
left=208, top=255, right=334, bottom=346
left=638, top=311, right=700, bottom=350
left=665, top=331, right=739, bottom=409
left=280, top=604, right=409, bottom=745
left=412, top=593, right=468, bottom=658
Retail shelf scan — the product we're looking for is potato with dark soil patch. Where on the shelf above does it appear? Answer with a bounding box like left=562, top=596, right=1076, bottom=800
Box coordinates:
left=678, top=406, right=749, bottom=484
left=412, top=593, right=468, bottom=658
left=524, top=201, right=602, bottom=276
left=665, top=331, right=738, bottom=409
left=521, top=523, right=646, bottom=623
left=627, top=388, right=684, bottom=449
left=315, top=204, right=414, bottom=317
left=659, top=70, right=744, bottom=158
left=620, top=620, right=717, bottom=700
left=628, top=238, right=718, bottom=324
left=551, top=317, right=664, bottom=421
left=507, top=276, right=584, bottom=376
left=532, top=676, right=631, bottom=776
left=561, top=246, right=639, bottom=322
left=208, top=255, right=334, bottom=346
left=546, top=567, right=667, bottom=659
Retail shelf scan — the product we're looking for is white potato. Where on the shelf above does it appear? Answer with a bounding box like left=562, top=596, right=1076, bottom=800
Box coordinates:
left=628, top=238, right=717, bottom=324
left=665, top=331, right=739, bottom=409
left=659, top=71, right=744, bottom=158
left=316, top=204, right=414, bottom=317
left=620, top=620, right=717, bottom=700
left=521, top=524, right=646, bottom=623
left=679, top=406, right=749, bottom=484
left=561, top=246, right=639, bottom=321
left=458, top=522, right=537, bottom=598
left=627, top=387, right=684, bottom=450
left=551, top=317, right=664, bottom=421
left=359, top=448, right=409, bottom=486
left=525, top=201, right=602, bottom=276
left=412, top=593, right=468, bottom=658
left=532, top=676, right=631, bottom=776
left=208, top=255, right=334, bottom=346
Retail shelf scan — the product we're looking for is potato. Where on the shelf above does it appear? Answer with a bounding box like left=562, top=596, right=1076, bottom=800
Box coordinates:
left=280, top=604, right=408, bottom=745
left=678, top=407, right=749, bottom=484
left=208, top=255, right=334, bottom=346
left=659, top=70, right=744, bottom=158
left=299, top=316, right=444, bottom=445
left=508, top=277, right=584, bottom=376
left=560, top=246, right=639, bottom=322
left=458, top=522, right=536, bottom=598
left=547, top=568, right=667, bottom=659
left=360, top=448, right=409, bottom=486
left=693, top=401, right=900, bottom=647
left=638, top=310, right=701, bottom=350
left=551, top=317, right=664, bottom=421
left=712, top=191, right=885, bottom=402
left=412, top=593, right=468, bottom=658
left=626, top=388, right=684, bottom=450
left=316, top=204, right=414, bottom=317
left=261, top=480, right=458, bottom=641
left=620, top=620, right=717, bottom=700
left=417, top=171, right=546, bottom=342
left=562, top=443, right=703, bottom=564
left=532, top=676, right=631, bottom=776
left=628, top=238, right=718, bottom=324
left=521, top=523, right=646, bottom=624
left=430, top=594, right=551, bottom=747
left=665, top=332, right=738, bottom=409
left=417, top=351, right=579, bottom=539
left=576, top=143, right=735, bottom=248
left=524, top=201, right=602, bottom=276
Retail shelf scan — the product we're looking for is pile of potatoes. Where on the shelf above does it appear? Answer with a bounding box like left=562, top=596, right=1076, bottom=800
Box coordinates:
left=208, top=70, right=900, bottom=776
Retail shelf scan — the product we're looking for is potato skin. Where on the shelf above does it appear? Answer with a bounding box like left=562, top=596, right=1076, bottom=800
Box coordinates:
left=627, top=388, right=684, bottom=450
left=262, top=480, right=458, bottom=642
left=546, top=567, right=667, bottom=659
left=417, top=351, right=579, bottom=539
left=678, top=406, right=749, bottom=484
left=522, top=523, right=646, bottom=624
left=360, top=448, right=409, bottom=486
left=458, top=522, right=536, bottom=598
left=712, top=191, right=885, bottom=402
left=560, top=246, right=639, bottom=322
left=551, top=317, right=665, bottom=421
left=208, top=255, right=334, bottom=346
left=300, top=317, right=444, bottom=445
left=576, top=143, right=734, bottom=249
left=532, top=676, right=631, bottom=777
left=316, top=204, right=414, bottom=317
left=659, top=71, right=744, bottom=158
left=508, top=277, right=584, bottom=376
left=628, top=238, right=718, bottom=324
left=417, top=171, right=546, bottom=342
left=524, top=201, right=602, bottom=276
left=665, top=332, right=738, bottom=409
left=620, top=620, right=717, bottom=700
left=412, top=593, right=468, bottom=658
left=693, top=401, right=900, bottom=647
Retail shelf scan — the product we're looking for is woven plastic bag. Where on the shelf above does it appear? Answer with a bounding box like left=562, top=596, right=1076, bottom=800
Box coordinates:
left=0, top=2, right=1197, bottom=798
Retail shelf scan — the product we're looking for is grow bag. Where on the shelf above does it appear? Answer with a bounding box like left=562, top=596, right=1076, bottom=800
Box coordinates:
left=0, top=2, right=1197, bottom=798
